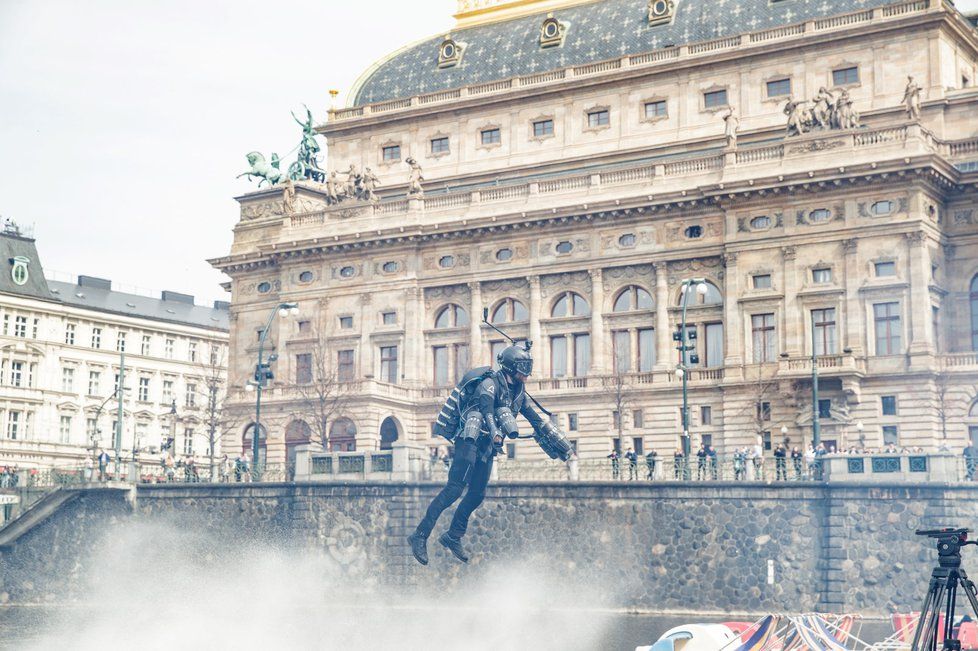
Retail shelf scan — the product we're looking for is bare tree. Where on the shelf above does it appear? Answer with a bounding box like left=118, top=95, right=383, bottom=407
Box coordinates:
left=735, top=363, right=786, bottom=447
left=196, top=343, right=234, bottom=481
left=934, top=370, right=952, bottom=446
left=609, top=362, right=633, bottom=452
left=293, top=321, right=349, bottom=450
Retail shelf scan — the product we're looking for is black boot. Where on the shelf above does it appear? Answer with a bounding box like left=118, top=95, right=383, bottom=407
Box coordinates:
left=438, top=532, right=469, bottom=563
left=407, top=531, right=428, bottom=565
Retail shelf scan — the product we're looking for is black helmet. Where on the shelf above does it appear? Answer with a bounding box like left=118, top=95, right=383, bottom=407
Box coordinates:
left=497, top=345, right=533, bottom=378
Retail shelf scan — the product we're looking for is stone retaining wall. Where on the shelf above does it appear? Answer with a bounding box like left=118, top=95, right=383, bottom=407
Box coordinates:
left=1, top=481, right=976, bottom=615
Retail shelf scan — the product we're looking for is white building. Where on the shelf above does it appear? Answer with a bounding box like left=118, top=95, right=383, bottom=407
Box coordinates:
left=0, top=223, right=229, bottom=469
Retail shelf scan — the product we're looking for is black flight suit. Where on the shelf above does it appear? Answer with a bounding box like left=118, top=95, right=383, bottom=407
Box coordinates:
left=416, top=370, right=546, bottom=541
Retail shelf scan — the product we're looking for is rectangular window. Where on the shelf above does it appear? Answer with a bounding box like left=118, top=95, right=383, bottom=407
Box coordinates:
left=812, top=308, right=837, bottom=355
left=613, top=330, right=631, bottom=373
left=6, top=411, right=21, bottom=440
left=88, top=371, right=101, bottom=396
left=65, top=323, right=76, bottom=345
left=91, top=327, right=101, bottom=348
left=766, top=78, right=791, bottom=98
left=86, top=418, right=97, bottom=441
left=62, top=367, right=75, bottom=393
left=573, top=334, right=590, bottom=377
left=612, top=411, right=621, bottom=430
left=882, top=425, right=899, bottom=446
left=751, top=313, right=777, bottom=363
left=162, top=379, right=173, bottom=404
left=433, top=346, right=449, bottom=386
left=451, top=344, right=469, bottom=383
left=757, top=401, right=771, bottom=422
left=141, top=334, right=151, bottom=356
left=704, top=323, right=724, bottom=368
left=633, top=409, right=644, bottom=429
left=481, top=128, right=501, bottom=145
left=818, top=399, right=832, bottom=419
left=382, top=144, right=401, bottom=162
left=550, top=336, right=568, bottom=378
left=491, top=341, right=507, bottom=367
left=702, top=434, right=713, bottom=448
left=380, top=346, right=398, bottom=383
left=632, top=437, right=644, bottom=455
left=164, top=338, right=174, bottom=358
left=297, top=321, right=311, bottom=334
left=339, top=316, right=353, bottom=329
left=185, top=383, right=197, bottom=408
left=188, top=341, right=198, bottom=362
left=813, top=268, right=832, bottom=284
left=701, top=405, right=712, bottom=425
left=506, top=443, right=517, bottom=460
left=752, top=274, right=772, bottom=290
left=703, top=89, right=729, bottom=108
left=874, top=261, right=896, bottom=277
left=60, top=415, right=72, bottom=444
left=874, top=302, right=902, bottom=355
left=644, top=100, right=667, bottom=119
left=381, top=311, right=397, bottom=325
left=116, top=331, right=127, bottom=352
left=31, top=318, right=38, bottom=338
left=10, top=361, right=23, bottom=387
left=295, top=353, right=312, bottom=384
left=209, top=344, right=220, bottom=366
left=568, top=413, right=579, bottom=431
left=138, top=377, right=150, bottom=401
left=638, top=328, right=655, bottom=372
left=762, top=431, right=772, bottom=451
left=833, top=66, right=859, bottom=86
left=882, top=395, right=897, bottom=416
left=183, top=428, right=194, bottom=455
left=587, top=109, right=610, bottom=128
left=14, top=315, right=27, bottom=338
left=532, top=119, right=554, bottom=137
left=430, top=137, right=449, bottom=155
left=338, top=350, right=355, bottom=382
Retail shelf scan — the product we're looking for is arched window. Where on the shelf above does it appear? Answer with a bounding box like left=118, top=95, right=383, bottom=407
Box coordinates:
left=434, top=304, right=469, bottom=329
left=491, top=298, right=528, bottom=323
left=285, top=420, right=311, bottom=444
left=613, top=285, right=654, bottom=312
left=970, top=400, right=978, bottom=418
left=242, top=423, right=267, bottom=464
left=380, top=417, right=400, bottom=450
left=971, top=275, right=978, bottom=352
left=551, top=291, right=590, bottom=317
left=329, top=417, right=357, bottom=452
left=968, top=399, right=978, bottom=448
left=679, top=281, right=723, bottom=307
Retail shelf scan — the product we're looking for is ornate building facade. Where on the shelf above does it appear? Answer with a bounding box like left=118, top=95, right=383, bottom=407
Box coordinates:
left=0, top=225, right=229, bottom=469
left=213, top=0, right=978, bottom=465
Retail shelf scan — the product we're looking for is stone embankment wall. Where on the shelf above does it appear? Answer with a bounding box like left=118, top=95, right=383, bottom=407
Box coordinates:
left=1, top=481, right=975, bottom=615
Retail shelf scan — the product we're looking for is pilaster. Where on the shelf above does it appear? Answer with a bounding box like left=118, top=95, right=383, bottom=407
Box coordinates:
left=722, top=253, right=744, bottom=377
left=842, top=239, right=865, bottom=357
left=782, top=246, right=801, bottom=357
left=589, top=269, right=606, bottom=374
left=654, top=262, right=671, bottom=371
left=469, top=282, right=484, bottom=367
left=359, top=294, right=374, bottom=379
left=529, top=275, right=542, bottom=354
left=906, top=231, right=935, bottom=362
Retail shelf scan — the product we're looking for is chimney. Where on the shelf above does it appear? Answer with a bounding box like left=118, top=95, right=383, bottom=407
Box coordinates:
left=77, top=275, right=112, bottom=290
left=161, top=290, right=194, bottom=305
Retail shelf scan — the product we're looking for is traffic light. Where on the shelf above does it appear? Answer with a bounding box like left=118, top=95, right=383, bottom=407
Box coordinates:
left=687, top=327, right=698, bottom=340
left=689, top=354, right=700, bottom=365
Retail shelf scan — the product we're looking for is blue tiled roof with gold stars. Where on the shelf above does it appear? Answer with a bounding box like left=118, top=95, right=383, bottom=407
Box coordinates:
left=351, top=0, right=908, bottom=106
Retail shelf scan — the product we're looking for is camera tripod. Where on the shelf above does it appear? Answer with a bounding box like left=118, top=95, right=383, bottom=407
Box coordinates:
left=911, top=529, right=978, bottom=651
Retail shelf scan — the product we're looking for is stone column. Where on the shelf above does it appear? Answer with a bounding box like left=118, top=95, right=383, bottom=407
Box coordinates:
left=842, top=239, right=864, bottom=357
left=469, top=281, right=484, bottom=367
left=906, top=231, right=935, bottom=358
left=654, top=262, right=672, bottom=370
left=722, top=253, right=743, bottom=375
left=589, top=269, right=606, bottom=374
left=782, top=246, right=802, bottom=357
left=358, top=294, right=375, bottom=379
left=529, top=275, right=542, bottom=352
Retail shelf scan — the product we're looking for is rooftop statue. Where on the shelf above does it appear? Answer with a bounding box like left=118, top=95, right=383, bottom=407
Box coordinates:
left=406, top=158, right=425, bottom=197
left=903, top=76, right=922, bottom=121
left=288, top=105, right=327, bottom=183
left=237, top=152, right=288, bottom=188
left=783, top=87, right=861, bottom=137
left=722, top=106, right=739, bottom=147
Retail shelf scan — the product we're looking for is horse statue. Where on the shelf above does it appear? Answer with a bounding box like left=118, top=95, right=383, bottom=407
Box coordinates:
left=237, top=151, right=288, bottom=187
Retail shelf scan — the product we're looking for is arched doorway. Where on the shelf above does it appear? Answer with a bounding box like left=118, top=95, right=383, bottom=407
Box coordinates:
left=242, top=422, right=267, bottom=466
left=380, top=417, right=400, bottom=450
left=285, top=420, right=312, bottom=480
left=329, top=417, right=357, bottom=452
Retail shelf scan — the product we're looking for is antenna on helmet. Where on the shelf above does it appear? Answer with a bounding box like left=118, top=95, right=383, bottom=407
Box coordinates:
left=482, top=308, right=532, bottom=351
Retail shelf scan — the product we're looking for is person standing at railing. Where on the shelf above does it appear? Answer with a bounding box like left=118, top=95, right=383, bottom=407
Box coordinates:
left=707, top=445, right=718, bottom=480
left=774, top=444, right=787, bottom=481
left=83, top=457, right=94, bottom=483
left=964, top=443, right=977, bottom=481
left=673, top=448, right=684, bottom=480
left=733, top=448, right=745, bottom=480
left=751, top=442, right=764, bottom=481
left=791, top=446, right=803, bottom=480
left=696, top=444, right=708, bottom=481
left=607, top=449, right=621, bottom=480
left=97, top=449, right=110, bottom=482
left=566, top=452, right=579, bottom=481
left=625, top=447, right=638, bottom=481
left=645, top=449, right=658, bottom=481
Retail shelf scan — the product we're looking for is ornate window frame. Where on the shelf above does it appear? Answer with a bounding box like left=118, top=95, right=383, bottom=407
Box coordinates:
left=427, top=132, right=451, bottom=160
left=379, top=140, right=403, bottom=168
left=647, top=0, right=677, bottom=26
left=747, top=268, right=777, bottom=292
left=476, top=123, right=502, bottom=151
left=748, top=215, right=773, bottom=231
left=699, top=84, right=730, bottom=114
left=529, top=114, right=556, bottom=142
left=583, top=104, right=611, bottom=133
left=437, top=36, right=464, bottom=69
left=640, top=96, right=669, bottom=124
left=829, top=61, right=862, bottom=90
left=763, top=73, right=793, bottom=103
left=869, top=256, right=900, bottom=281
left=540, top=14, right=568, bottom=48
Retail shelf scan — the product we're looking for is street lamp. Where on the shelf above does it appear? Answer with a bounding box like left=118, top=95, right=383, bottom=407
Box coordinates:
left=780, top=424, right=789, bottom=445
left=168, top=400, right=177, bottom=458
left=675, top=277, right=707, bottom=479
left=249, top=301, right=299, bottom=480
left=811, top=310, right=821, bottom=450
left=856, top=420, right=865, bottom=448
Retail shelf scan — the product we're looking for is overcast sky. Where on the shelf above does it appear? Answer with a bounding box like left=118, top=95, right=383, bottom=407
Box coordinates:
left=1, top=0, right=976, bottom=306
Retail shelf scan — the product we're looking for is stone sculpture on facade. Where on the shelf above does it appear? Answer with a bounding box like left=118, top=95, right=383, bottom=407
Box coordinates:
left=903, top=76, right=922, bottom=120
left=406, top=157, right=425, bottom=197
left=237, top=151, right=289, bottom=187
left=282, top=178, right=296, bottom=216
left=722, top=106, right=739, bottom=147
left=783, top=87, right=861, bottom=137
left=288, top=106, right=327, bottom=183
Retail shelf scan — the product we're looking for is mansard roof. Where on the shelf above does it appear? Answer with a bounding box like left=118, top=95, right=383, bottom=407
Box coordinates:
left=351, top=0, right=907, bottom=107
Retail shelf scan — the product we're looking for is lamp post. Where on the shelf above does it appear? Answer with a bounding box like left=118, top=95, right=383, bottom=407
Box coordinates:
left=856, top=420, right=865, bottom=449
left=246, top=302, right=299, bottom=480
left=811, top=310, right=821, bottom=450
left=168, top=400, right=177, bottom=458
left=676, top=277, right=708, bottom=479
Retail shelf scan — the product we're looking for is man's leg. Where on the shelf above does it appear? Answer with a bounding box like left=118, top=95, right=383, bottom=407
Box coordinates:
left=441, top=453, right=493, bottom=562
left=409, top=441, right=474, bottom=565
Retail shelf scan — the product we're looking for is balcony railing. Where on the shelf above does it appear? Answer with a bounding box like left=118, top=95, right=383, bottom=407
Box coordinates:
left=941, top=352, right=978, bottom=370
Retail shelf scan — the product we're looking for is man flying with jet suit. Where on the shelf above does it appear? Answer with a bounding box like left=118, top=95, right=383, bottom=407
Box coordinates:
left=408, top=336, right=572, bottom=565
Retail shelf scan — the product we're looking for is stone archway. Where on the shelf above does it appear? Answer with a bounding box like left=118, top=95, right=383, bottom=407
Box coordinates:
left=379, top=416, right=401, bottom=450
